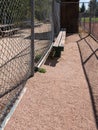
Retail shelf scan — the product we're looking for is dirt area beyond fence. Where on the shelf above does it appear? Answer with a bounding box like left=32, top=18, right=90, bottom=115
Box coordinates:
left=4, top=34, right=97, bottom=130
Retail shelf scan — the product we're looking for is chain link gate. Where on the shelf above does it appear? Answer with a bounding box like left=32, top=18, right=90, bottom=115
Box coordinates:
left=0, top=0, right=34, bottom=125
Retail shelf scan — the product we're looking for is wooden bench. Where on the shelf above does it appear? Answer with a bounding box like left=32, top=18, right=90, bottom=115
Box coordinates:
left=52, top=28, right=66, bottom=57
left=0, top=28, right=20, bottom=37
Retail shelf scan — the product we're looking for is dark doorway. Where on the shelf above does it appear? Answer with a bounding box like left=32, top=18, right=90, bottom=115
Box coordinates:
left=60, top=0, right=79, bottom=33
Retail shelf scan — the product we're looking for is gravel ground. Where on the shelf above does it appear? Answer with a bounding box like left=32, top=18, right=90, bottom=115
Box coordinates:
left=78, top=35, right=98, bottom=126
left=4, top=34, right=97, bottom=130
left=81, top=23, right=98, bottom=40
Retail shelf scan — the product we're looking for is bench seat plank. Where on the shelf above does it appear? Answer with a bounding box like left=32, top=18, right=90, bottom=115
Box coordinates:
left=52, top=28, right=66, bottom=57
left=59, top=31, right=66, bottom=49
left=53, top=31, right=62, bottom=47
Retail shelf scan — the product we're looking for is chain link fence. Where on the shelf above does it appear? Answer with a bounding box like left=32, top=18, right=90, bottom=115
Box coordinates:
left=0, top=0, right=54, bottom=126
left=0, top=0, right=34, bottom=125
left=53, top=0, right=60, bottom=37
left=79, top=0, right=98, bottom=126
left=34, top=0, right=53, bottom=65
left=79, top=1, right=98, bottom=40
left=0, top=0, right=98, bottom=127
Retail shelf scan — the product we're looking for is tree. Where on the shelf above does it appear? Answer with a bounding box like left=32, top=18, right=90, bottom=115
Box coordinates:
left=89, top=0, right=96, bottom=15
left=35, top=0, right=52, bottom=21
left=95, top=2, right=98, bottom=16
left=80, top=3, right=86, bottom=13
left=0, top=0, right=31, bottom=24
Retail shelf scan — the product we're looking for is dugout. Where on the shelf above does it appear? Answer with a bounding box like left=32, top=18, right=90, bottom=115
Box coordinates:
left=60, top=0, right=79, bottom=33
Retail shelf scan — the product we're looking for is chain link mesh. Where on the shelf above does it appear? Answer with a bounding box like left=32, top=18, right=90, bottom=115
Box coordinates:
left=53, top=0, right=60, bottom=36
left=79, top=1, right=98, bottom=40
left=34, top=0, right=53, bottom=65
left=79, top=0, right=98, bottom=125
left=0, top=0, right=98, bottom=127
left=0, top=0, right=33, bottom=125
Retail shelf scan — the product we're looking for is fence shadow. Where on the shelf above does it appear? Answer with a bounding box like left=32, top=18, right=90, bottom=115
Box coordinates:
left=35, top=31, right=51, bottom=40
left=24, top=31, right=51, bottom=40
left=77, top=35, right=98, bottom=128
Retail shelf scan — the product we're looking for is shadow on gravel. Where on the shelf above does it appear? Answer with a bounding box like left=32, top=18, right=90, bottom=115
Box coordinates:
left=45, top=57, right=59, bottom=67
left=77, top=35, right=98, bottom=128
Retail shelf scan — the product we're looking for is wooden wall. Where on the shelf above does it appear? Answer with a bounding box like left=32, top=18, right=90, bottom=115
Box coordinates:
left=60, top=0, right=79, bottom=33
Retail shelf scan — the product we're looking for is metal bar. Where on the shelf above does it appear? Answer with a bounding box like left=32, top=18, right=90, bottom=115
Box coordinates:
left=30, top=0, right=34, bottom=77
left=56, top=0, right=90, bottom=4
left=89, top=3, right=92, bottom=34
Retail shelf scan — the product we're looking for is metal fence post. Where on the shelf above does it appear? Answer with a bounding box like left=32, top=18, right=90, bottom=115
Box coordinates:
left=89, top=2, right=92, bottom=34
left=31, top=0, right=34, bottom=77
left=52, top=0, right=54, bottom=41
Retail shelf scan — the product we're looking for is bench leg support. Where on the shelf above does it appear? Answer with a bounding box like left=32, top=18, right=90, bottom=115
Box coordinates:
left=54, top=48, right=61, bottom=57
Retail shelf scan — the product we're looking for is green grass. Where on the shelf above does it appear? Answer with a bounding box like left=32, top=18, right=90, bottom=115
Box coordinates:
left=35, top=54, right=42, bottom=63
left=81, top=17, right=98, bottom=22
left=38, top=68, right=46, bottom=73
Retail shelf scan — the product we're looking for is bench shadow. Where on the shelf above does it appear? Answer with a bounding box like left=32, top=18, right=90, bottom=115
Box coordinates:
left=77, top=35, right=98, bottom=128
left=45, top=57, right=59, bottom=67
left=66, top=33, right=74, bottom=37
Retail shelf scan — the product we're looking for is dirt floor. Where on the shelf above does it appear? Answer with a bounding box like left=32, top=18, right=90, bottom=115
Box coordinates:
left=4, top=34, right=98, bottom=130
left=82, top=23, right=98, bottom=40
left=0, top=23, right=53, bottom=125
